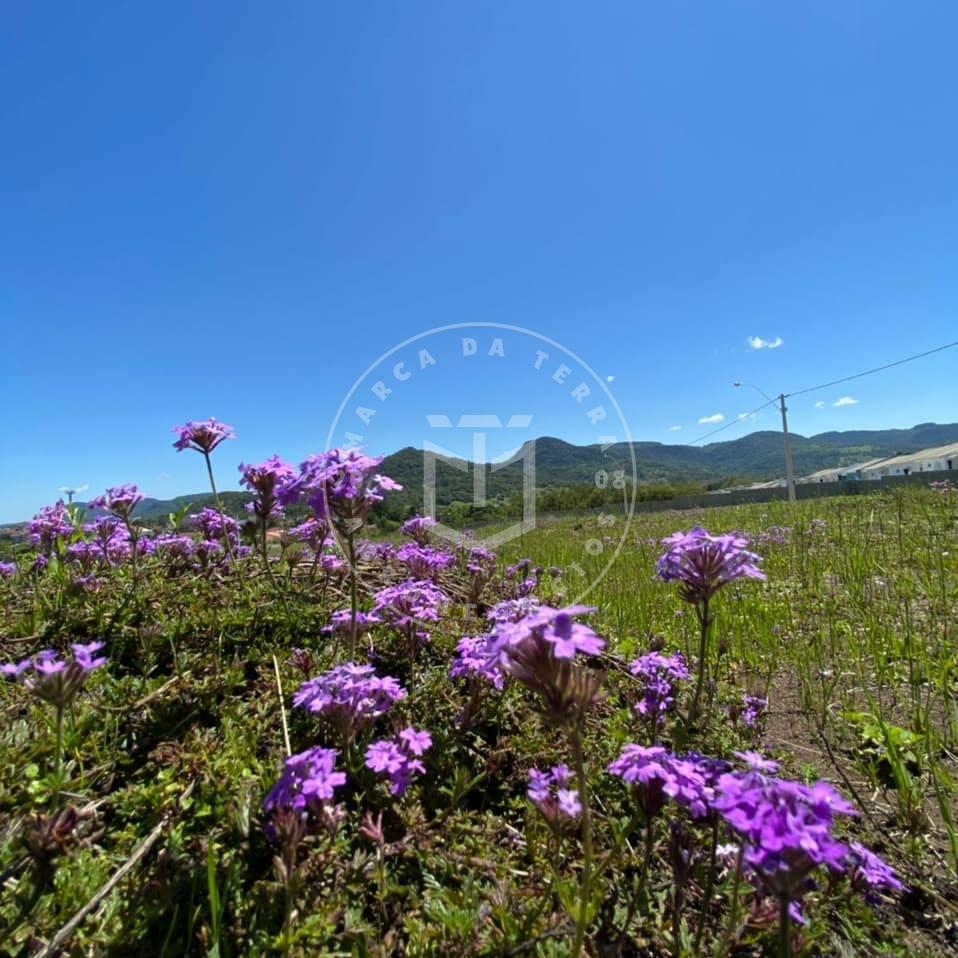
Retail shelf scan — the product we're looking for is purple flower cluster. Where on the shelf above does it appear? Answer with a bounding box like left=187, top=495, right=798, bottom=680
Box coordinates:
left=400, top=514, right=437, bottom=545
left=755, top=525, right=791, bottom=546
left=740, top=693, right=768, bottom=730
left=488, top=605, right=605, bottom=723
left=656, top=527, right=765, bottom=604
left=88, top=484, right=144, bottom=520
left=289, top=517, right=330, bottom=552
left=449, top=635, right=505, bottom=689
left=845, top=840, right=904, bottom=895
left=191, top=506, right=239, bottom=541
left=396, top=543, right=455, bottom=580
left=30, top=501, right=75, bottom=554
left=3, top=642, right=107, bottom=708
left=503, top=558, right=539, bottom=598
left=263, top=745, right=346, bottom=819
left=239, top=456, right=297, bottom=521
left=72, top=517, right=133, bottom=567
left=630, top=651, right=690, bottom=721
left=373, top=579, right=447, bottom=643
left=607, top=745, right=712, bottom=819
left=0, top=561, right=16, bottom=578
left=365, top=727, right=432, bottom=795
left=280, top=448, right=402, bottom=527
left=711, top=751, right=903, bottom=911
left=154, top=533, right=196, bottom=561
left=172, top=418, right=236, bottom=454
left=487, top=596, right=540, bottom=625
left=189, top=507, right=246, bottom=564
left=464, top=544, right=497, bottom=603
left=714, top=754, right=854, bottom=900
left=492, top=605, right=605, bottom=664
left=293, top=663, right=405, bottom=740
left=528, top=764, right=581, bottom=823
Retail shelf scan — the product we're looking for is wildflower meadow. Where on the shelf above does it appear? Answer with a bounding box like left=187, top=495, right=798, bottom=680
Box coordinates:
left=1, top=422, right=956, bottom=956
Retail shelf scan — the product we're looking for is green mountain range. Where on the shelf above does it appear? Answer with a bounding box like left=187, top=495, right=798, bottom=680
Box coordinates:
left=54, top=420, right=958, bottom=525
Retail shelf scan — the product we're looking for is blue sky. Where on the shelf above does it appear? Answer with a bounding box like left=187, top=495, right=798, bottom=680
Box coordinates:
left=2, top=2, right=957, bottom=522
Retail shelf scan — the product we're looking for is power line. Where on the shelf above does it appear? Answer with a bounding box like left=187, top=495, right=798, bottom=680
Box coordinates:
left=689, top=397, right=777, bottom=446
left=786, top=339, right=958, bottom=399
left=683, top=336, right=957, bottom=449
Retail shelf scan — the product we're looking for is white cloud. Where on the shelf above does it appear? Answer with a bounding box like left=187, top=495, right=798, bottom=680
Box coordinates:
left=698, top=413, right=725, bottom=425
left=737, top=411, right=755, bottom=421
left=746, top=335, right=784, bottom=350
left=668, top=425, right=683, bottom=432
left=814, top=401, right=825, bottom=409
left=157, top=472, right=173, bottom=481
left=832, top=396, right=859, bottom=407
left=606, top=374, right=615, bottom=382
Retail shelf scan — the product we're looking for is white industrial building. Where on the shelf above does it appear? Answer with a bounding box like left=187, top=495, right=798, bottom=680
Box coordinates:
left=795, top=442, right=957, bottom=484
left=858, top=442, right=957, bottom=479
left=797, top=456, right=893, bottom=484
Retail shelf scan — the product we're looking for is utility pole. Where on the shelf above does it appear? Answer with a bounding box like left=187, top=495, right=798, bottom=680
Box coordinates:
left=733, top=383, right=796, bottom=502
left=778, top=393, right=796, bottom=502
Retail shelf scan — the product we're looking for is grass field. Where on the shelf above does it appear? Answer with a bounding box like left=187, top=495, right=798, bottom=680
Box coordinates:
left=1, top=480, right=956, bottom=956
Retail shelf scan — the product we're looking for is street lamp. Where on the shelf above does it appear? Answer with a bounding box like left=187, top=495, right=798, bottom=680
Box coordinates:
left=733, top=383, right=796, bottom=502
left=58, top=483, right=88, bottom=504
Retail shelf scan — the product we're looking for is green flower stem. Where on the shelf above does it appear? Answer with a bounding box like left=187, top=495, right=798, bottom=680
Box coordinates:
left=692, top=818, right=719, bottom=954
left=53, top=703, right=64, bottom=801
left=570, top=720, right=594, bottom=958
left=347, top=532, right=358, bottom=659
left=203, top=451, right=239, bottom=568
left=779, top=895, right=791, bottom=958
left=689, top=597, right=712, bottom=723
left=719, top=844, right=744, bottom=958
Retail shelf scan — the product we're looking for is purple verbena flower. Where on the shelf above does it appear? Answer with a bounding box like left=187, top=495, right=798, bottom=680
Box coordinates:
left=293, top=662, right=405, bottom=741
left=607, top=745, right=713, bottom=819
left=263, top=746, right=346, bottom=838
left=3, top=643, right=108, bottom=708
left=487, top=596, right=540, bottom=624
left=0, top=561, right=17, bottom=578
left=740, top=693, right=768, bottom=730
left=630, top=651, right=690, bottom=723
left=88, top=484, right=144, bottom=520
left=373, top=579, right=447, bottom=646
left=400, top=514, right=437, bottom=545
left=29, top=502, right=75, bottom=554
left=488, top=605, right=605, bottom=723
left=449, top=635, right=505, bottom=689
left=238, top=456, right=297, bottom=521
left=322, top=610, right=381, bottom=636
left=172, top=418, right=236, bottom=454
left=713, top=754, right=856, bottom=902
left=657, top=527, right=765, bottom=604
left=396, top=542, right=455, bottom=580
left=494, top=605, right=604, bottom=662
left=280, top=448, right=402, bottom=528
left=528, top=763, right=581, bottom=826
left=154, top=533, right=196, bottom=560
left=844, top=841, right=904, bottom=895
left=365, top=727, right=432, bottom=795
left=289, top=517, right=330, bottom=551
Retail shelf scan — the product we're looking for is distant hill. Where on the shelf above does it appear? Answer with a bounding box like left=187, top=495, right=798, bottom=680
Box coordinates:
left=378, top=421, right=958, bottom=514
left=7, top=422, right=956, bottom=529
